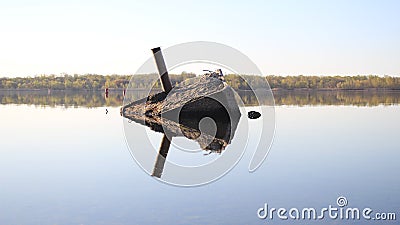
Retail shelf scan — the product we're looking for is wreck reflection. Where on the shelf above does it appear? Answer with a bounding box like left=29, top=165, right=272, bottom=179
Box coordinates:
left=123, top=103, right=241, bottom=178
left=123, top=99, right=241, bottom=177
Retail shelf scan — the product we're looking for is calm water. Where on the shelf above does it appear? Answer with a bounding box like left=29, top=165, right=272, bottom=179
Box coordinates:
left=2, top=89, right=400, bottom=107
left=0, top=92, right=399, bottom=224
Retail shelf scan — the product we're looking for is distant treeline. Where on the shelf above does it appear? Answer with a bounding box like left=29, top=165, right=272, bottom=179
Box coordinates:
left=266, top=75, right=400, bottom=90
left=1, top=73, right=400, bottom=90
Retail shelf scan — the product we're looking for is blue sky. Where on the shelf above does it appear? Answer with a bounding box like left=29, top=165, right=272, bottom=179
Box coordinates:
left=0, top=0, right=399, bottom=77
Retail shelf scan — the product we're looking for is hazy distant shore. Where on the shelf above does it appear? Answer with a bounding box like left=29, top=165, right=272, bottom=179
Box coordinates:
left=1, top=89, right=400, bottom=107
left=1, top=74, right=400, bottom=91
left=1, top=88, right=400, bottom=91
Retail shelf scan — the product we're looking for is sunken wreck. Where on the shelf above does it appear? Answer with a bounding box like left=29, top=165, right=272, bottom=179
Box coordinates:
left=121, top=47, right=241, bottom=153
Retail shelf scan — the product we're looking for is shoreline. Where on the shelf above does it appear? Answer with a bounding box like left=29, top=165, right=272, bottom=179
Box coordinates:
left=1, top=88, right=400, bottom=92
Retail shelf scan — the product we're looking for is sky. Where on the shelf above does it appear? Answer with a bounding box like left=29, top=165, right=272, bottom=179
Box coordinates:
left=0, top=0, right=399, bottom=77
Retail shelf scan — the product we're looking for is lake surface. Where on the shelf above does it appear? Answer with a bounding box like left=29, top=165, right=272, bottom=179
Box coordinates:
left=0, top=91, right=399, bottom=224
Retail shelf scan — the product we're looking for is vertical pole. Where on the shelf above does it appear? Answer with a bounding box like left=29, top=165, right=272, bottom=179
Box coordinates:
left=151, top=134, right=171, bottom=178
left=151, top=47, right=173, bottom=178
left=151, top=47, right=173, bottom=93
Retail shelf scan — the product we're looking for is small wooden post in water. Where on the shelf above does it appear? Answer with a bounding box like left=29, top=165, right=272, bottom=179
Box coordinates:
left=151, top=47, right=172, bottom=93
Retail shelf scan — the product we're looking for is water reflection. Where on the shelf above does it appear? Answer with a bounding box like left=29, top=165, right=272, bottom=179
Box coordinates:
left=272, top=90, right=400, bottom=106
left=0, top=90, right=125, bottom=107
left=121, top=87, right=241, bottom=178
left=1, top=90, right=400, bottom=107
left=1, top=103, right=399, bottom=224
